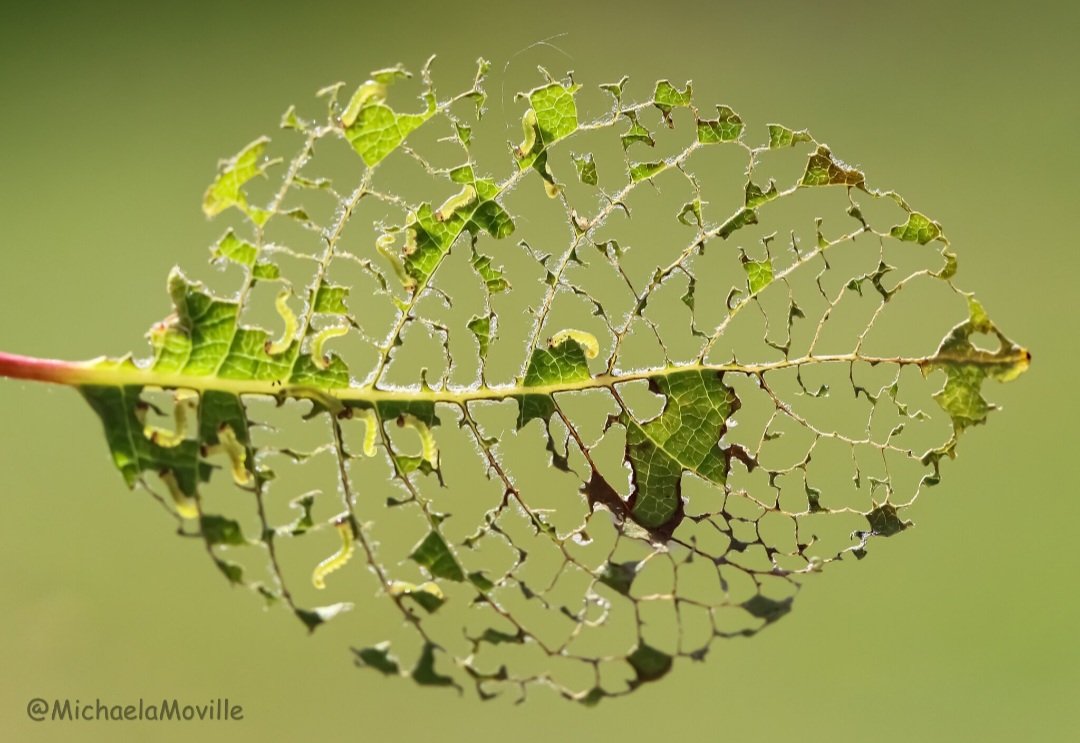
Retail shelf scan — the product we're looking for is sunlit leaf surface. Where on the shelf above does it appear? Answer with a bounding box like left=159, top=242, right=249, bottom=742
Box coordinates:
left=0, top=57, right=1029, bottom=703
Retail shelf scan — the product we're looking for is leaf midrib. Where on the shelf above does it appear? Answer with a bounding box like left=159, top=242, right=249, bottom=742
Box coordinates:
left=3, top=350, right=1013, bottom=405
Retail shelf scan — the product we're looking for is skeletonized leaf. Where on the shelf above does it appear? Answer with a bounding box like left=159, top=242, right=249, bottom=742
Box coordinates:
left=0, top=57, right=1029, bottom=704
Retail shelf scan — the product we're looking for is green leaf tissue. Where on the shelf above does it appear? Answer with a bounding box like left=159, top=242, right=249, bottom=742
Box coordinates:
left=0, top=57, right=1030, bottom=702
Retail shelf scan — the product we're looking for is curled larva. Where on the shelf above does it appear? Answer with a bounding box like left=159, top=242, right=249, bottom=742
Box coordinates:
left=141, top=389, right=198, bottom=448
left=549, top=329, right=600, bottom=359
left=216, top=424, right=252, bottom=486
left=339, top=79, right=387, bottom=127
left=357, top=407, right=378, bottom=457
left=396, top=413, right=438, bottom=467
left=312, top=516, right=356, bottom=590
left=266, top=288, right=298, bottom=356
left=159, top=469, right=198, bottom=519
left=376, top=232, right=416, bottom=292
left=514, top=109, right=537, bottom=158
left=435, top=184, right=477, bottom=222
left=310, top=324, right=349, bottom=370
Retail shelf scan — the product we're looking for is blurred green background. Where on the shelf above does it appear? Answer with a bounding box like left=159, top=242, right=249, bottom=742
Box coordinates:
left=1, top=0, right=1076, bottom=740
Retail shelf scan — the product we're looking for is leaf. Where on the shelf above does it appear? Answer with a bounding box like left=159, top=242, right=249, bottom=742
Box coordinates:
left=342, top=65, right=436, bottom=166
left=627, top=643, right=674, bottom=685
left=353, top=643, right=399, bottom=675
left=922, top=296, right=1030, bottom=447
left=741, top=250, right=774, bottom=294
left=514, top=77, right=581, bottom=196
left=624, top=371, right=739, bottom=529
left=409, top=530, right=465, bottom=582
left=768, top=123, right=813, bottom=148
left=891, top=211, right=944, bottom=244
left=629, top=160, right=666, bottom=183
left=571, top=151, right=598, bottom=186
left=202, top=137, right=273, bottom=223
left=697, top=105, right=744, bottom=143
left=620, top=111, right=655, bottom=150
left=652, top=79, right=692, bottom=123
left=800, top=145, right=866, bottom=188
left=0, top=58, right=1029, bottom=704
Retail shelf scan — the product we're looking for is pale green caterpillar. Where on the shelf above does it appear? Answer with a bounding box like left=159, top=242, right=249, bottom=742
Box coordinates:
left=549, top=329, right=600, bottom=359
left=396, top=413, right=438, bottom=467
left=434, top=184, right=477, bottom=222
left=310, top=324, right=349, bottom=370
left=312, top=516, right=356, bottom=590
left=215, top=424, right=252, bottom=487
left=376, top=232, right=417, bottom=292
left=357, top=407, right=378, bottom=457
left=266, top=288, right=298, bottom=356
left=513, top=109, right=538, bottom=159
left=514, top=108, right=559, bottom=197
left=339, top=79, right=387, bottom=127
left=140, top=389, right=198, bottom=448
left=158, top=469, right=198, bottom=520
left=402, top=215, right=419, bottom=257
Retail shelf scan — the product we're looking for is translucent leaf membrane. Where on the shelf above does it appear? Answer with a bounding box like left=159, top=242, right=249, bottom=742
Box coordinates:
left=0, top=57, right=1029, bottom=703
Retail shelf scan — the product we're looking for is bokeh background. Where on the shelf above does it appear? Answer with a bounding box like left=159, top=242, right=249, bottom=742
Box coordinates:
left=1, top=1, right=1076, bottom=740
